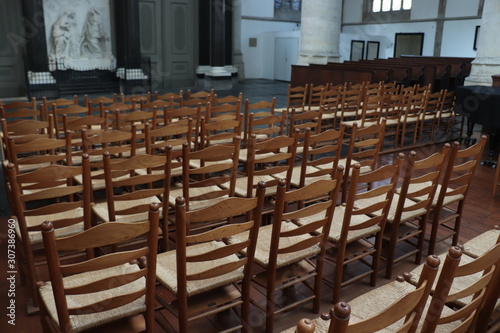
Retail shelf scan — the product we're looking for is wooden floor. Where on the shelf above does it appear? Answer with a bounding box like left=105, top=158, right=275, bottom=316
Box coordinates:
left=1, top=138, right=499, bottom=333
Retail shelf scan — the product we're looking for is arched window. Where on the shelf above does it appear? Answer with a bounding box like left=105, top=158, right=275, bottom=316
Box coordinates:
left=372, top=0, right=411, bottom=12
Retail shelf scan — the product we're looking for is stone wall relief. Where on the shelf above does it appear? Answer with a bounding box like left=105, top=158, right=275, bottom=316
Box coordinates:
left=44, top=0, right=115, bottom=71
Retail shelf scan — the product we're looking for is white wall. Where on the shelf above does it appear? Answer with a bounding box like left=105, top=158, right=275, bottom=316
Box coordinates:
left=441, top=19, right=481, bottom=57
left=241, top=19, right=298, bottom=78
left=340, top=22, right=436, bottom=61
left=411, top=0, right=439, bottom=20
left=240, top=0, right=482, bottom=79
left=342, top=0, right=363, bottom=24
left=242, top=0, right=274, bottom=18
left=446, top=0, right=480, bottom=17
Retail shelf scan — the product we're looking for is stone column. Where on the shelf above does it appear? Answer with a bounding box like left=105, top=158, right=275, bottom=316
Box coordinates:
left=231, top=0, right=244, bottom=79
left=298, top=0, right=342, bottom=65
left=203, top=0, right=233, bottom=89
left=464, top=0, right=500, bottom=86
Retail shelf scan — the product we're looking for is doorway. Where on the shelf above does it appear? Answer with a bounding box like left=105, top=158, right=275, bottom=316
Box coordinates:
left=274, top=37, right=299, bottom=82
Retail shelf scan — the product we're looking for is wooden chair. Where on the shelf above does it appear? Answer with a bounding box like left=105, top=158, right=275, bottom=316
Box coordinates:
left=154, top=90, right=184, bottom=108
left=185, top=89, right=214, bottom=104
left=242, top=98, right=277, bottom=145
left=382, top=145, right=450, bottom=279
left=165, top=103, right=203, bottom=149
left=319, top=84, right=344, bottom=129
left=0, top=116, right=55, bottom=167
left=0, top=97, right=38, bottom=119
left=199, top=113, right=242, bottom=148
left=51, top=103, right=91, bottom=139
left=6, top=154, right=92, bottom=313
left=42, top=96, right=78, bottom=117
left=38, top=203, right=159, bottom=333
left=289, top=254, right=441, bottom=333
left=76, top=127, right=138, bottom=194
left=155, top=185, right=266, bottom=333
left=307, top=84, right=327, bottom=110
left=91, top=152, right=167, bottom=226
left=213, top=92, right=243, bottom=107
left=83, top=94, right=117, bottom=117
left=419, top=90, right=444, bottom=143
left=233, top=131, right=299, bottom=200
left=238, top=112, right=287, bottom=173
left=462, top=225, right=500, bottom=259
left=275, top=84, right=309, bottom=113
left=494, top=155, right=500, bottom=196
left=427, top=136, right=487, bottom=256
left=292, top=127, right=345, bottom=191
left=341, top=119, right=386, bottom=203
left=341, top=93, right=386, bottom=128
left=120, top=92, right=151, bottom=105
left=420, top=245, right=500, bottom=333
left=399, top=91, right=427, bottom=147
left=325, top=156, right=404, bottom=303
left=62, top=114, right=110, bottom=166
left=382, top=92, right=407, bottom=150
left=336, top=87, right=364, bottom=125
left=435, top=89, right=460, bottom=141
left=167, top=138, right=241, bottom=214
left=145, top=117, right=193, bottom=158
left=229, top=175, right=343, bottom=332
left=6, top=132, right=70, bottom=174
left=287, top=107, right=324, bottom=155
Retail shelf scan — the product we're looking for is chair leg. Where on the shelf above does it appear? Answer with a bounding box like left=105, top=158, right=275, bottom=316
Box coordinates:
left=493, top=156, right=500, bottom=196
left=370, top=235, right=383, bottom=287
left=313, top=257, right=324, bottom=313
left=384, top=229, right=398, bottom=280
left=415, top=215, right=428, bottom=265
left=265, top=288, right=276, bottom=333
left=427, top=211, right=440, bottom=256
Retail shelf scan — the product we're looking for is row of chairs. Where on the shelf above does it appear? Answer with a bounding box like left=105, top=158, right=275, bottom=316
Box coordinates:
left=291, top=228, right=500, bottom=333
left=275, top=82, right=461, bottom=149
left=7, top=123, right=487, bottom=332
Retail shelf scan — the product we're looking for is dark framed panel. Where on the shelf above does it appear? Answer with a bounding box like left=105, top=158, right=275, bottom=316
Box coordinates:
left=394, top=33, right=424, bottom=58
left=473, top=25, right=480, bottom=51
left=366, top=41, right=380, bottom=60
left=350, top=40, right=365, bottom=61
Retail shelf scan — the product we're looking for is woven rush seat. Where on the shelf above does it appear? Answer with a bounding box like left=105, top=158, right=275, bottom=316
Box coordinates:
left=156, top=240, right=245, bottom=297
left=39, top=263, right=146, bottom=333
left=73, top=168, right=131, bottom=191
left=227, top=221, right=321, bottom=268
left=355, top=192, right=428, bottom=223
left=401, top=181, right=464, bottom=207
left=233, top=174, right=279, bottom=197
left=463, top=227, right=500, bottom=258
left=296, top=205, right=380, bottom=243
left=167, top=185, right=229, bottom=210
left=280, top=278, right=458, bottom=333
left=408, top=251, right=478, bottom=307
left=92, top=196, right=162, bottom=223
left=16, top=208, right=85, bottom=251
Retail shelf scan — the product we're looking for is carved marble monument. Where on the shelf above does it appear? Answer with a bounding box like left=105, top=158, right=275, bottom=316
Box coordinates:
left=44, top=0, right=116, bottom=71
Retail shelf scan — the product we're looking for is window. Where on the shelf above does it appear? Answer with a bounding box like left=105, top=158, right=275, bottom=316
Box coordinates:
left=372, top=0, right=411, bottom=12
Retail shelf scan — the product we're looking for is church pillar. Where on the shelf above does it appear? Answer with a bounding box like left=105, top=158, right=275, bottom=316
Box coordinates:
left=464, top=0, right=500, bottom=86
left=21, top=0, right=57, bottom=97
left=198, top=0, right=234, bottom=89
left=230, top=0, right=244, bottom=79
left=298, top=0, right=342, bottom=65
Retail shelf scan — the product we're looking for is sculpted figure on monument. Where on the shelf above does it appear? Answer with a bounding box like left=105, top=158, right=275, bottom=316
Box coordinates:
left=51, top=10, right=77, bottom=58
left=80, top=7, right=108, bottom=58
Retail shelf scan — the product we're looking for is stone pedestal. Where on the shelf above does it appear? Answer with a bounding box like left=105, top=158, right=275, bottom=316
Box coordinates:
left=464, top=0, right=500, bottom=86
left=298, top=0, right=342, bottom=65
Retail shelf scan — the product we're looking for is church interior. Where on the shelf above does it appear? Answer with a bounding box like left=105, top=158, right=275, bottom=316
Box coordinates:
left=0, top=0, right=499, bottom=332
